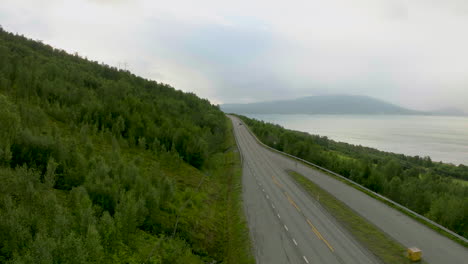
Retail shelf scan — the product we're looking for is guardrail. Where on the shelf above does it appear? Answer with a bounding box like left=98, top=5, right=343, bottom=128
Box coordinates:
left=234, top=116, right=468, bottom=244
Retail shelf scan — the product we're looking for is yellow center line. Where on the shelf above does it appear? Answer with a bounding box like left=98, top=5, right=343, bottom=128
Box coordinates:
left=306, top=219, right=335, bottom=252
left=270, top=174, right=334, bottom=252
left=272, top=175, right=284, bottom=188
left=307, top=219, right=322, bottom=239
left=321, top=236, right=335, bottom=252
left=285, top=192, right=302, bottom=212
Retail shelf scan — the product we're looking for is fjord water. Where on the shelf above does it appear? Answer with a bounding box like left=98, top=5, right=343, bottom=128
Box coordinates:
left=247, top=114, right=468, bottom=166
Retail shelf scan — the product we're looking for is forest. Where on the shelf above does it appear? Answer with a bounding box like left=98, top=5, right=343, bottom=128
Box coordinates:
left=0, top=27, right=253, bottom=263
left=238, top=115, right=468, bottom=239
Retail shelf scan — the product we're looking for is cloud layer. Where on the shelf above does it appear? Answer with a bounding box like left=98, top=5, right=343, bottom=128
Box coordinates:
left=1, top=0, right=468, bottom=111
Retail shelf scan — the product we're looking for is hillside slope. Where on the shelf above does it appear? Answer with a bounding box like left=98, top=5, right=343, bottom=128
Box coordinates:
left=222, top=95, right=422, bottom=115
left=0, top=28, right=253, bottom=263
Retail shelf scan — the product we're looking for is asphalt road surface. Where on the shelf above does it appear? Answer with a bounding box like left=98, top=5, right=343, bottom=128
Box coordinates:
left=229, top=115, right=468, bottom=264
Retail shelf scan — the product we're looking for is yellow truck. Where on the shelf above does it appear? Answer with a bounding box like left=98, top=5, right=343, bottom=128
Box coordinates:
left=407, top=247, right=422, bottom=262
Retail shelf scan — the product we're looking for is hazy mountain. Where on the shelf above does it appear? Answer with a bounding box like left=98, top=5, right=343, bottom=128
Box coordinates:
left=222, top=95, right=424, bottom=115
left=430, top=107, right=466, bottom=116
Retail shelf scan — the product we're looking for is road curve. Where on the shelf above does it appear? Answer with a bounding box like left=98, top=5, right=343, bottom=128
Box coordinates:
left=229, top=115, right=468, bottom=264
left=230, top=115, right=379, bottom=264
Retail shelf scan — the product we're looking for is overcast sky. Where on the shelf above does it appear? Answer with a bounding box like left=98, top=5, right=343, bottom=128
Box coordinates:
left=1, top=0, right=468, bottom=111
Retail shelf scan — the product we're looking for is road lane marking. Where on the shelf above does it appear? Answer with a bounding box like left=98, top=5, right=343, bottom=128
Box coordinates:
left=272, top=204, right=275, bottom=209
left=285, top=192, right=302, bottom=212
left=272, top=175, right=283, bottom=188
left=307, top=219, right=321, bottom=239
left=274, top=180, right=282, bottom=188
left=235, top=117, right=336, bottom=257
left=306, top=219, right=335, bottom=252
left=321, top=236, right=335, bottom=252
left=313, top=227, right=322, bottom=239
left=256, top=152, right=332, bottom=253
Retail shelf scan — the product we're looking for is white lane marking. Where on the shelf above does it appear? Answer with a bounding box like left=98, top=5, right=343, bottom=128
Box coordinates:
left=277, top=213, right=281, bottom=219
left=284, top=225, right=289, bottom=231
left=272, top=204, right=275, bottom=209
left=292, top=238, right=298, bottom=246
left=303, top=256, right=309, bottom=264
left=266, top=195, right=269, bottom=199
left=262, top=189, right=265, bottom=192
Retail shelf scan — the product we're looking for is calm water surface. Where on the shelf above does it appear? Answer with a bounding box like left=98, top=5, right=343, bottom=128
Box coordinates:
left=247, top=114, right=468, bottom=165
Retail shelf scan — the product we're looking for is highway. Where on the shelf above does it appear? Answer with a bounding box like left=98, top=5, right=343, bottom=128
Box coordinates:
left=229, top=115, right=468, bottom=264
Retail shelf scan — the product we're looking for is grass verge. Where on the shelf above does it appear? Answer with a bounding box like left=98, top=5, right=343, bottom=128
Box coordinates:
left=296, top=160, right=468, bottom=248
left=288, top=170, right=424, bottom=264
left=221, top=118, right=256, bottom=263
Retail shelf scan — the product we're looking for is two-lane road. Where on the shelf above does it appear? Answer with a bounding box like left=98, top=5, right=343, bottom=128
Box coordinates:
left=229, top=115, right=468, bottom=264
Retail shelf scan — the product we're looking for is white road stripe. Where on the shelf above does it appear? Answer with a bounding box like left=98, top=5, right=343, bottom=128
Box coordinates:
left=266, top=195, right=269, bottom=199
left=277, top=213, right=281, bottom=219
left=292, top=238, right=298, bottom=246
left=272, top=204, right=275, bottom=209
left=303, top=256, right=309, bottom=264
left=284, top=225, right=289, bottom=231
left=262, top=189, right=265, bottom=192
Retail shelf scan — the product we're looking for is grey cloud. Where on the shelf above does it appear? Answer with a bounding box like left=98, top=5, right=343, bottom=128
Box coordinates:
left=1, top=0, right=468, bottom=111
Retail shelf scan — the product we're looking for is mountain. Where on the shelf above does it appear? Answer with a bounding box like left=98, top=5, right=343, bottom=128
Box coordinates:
left=222, top=95, right=423, bottom=115
left=430, top=107, right=466, bottom=116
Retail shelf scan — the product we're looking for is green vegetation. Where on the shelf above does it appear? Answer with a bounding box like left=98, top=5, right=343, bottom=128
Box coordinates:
left=0, top=27, right=253, bottom=263
left=238, top=115, right=468, bottom=240
left=453, top=178, right=468, bottom=187
left=289, top=171, right=415, bottom=264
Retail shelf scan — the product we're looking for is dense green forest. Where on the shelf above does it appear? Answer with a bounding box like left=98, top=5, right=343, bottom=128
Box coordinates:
left=238, top=115, right=468, bottom=239
left=0, top=27, right=253, bottom=263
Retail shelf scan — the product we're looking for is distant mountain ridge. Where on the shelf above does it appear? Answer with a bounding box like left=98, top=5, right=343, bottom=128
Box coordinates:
left=221, top=95, right=466, bottom=116
left=222, top=95, right=423, bottom=115
left=431, top=107, right=467, bottom=116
